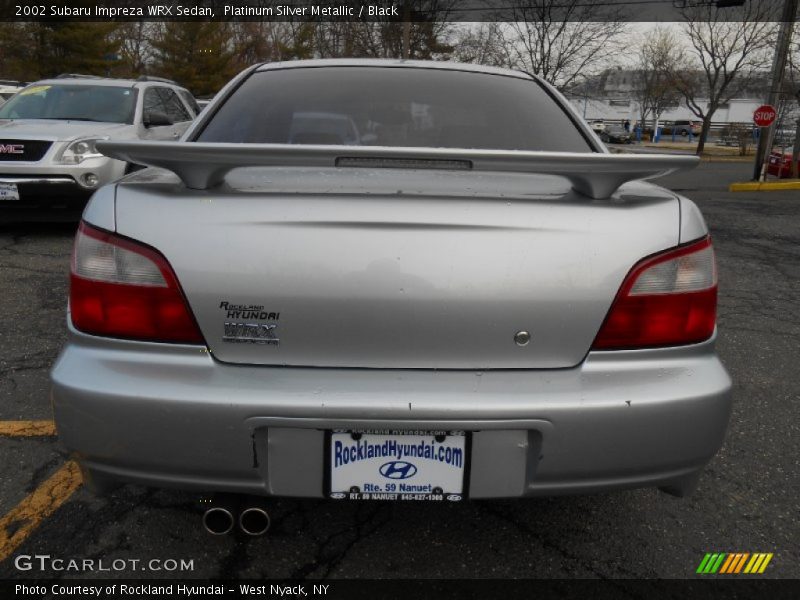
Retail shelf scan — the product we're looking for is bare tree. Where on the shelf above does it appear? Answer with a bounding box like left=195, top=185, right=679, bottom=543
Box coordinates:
left=115, top=21, right=157, bottom=76
left=502, top=0, right=627, bottom=91
left=150, top=22, right=238, bottom=95
left=0, top=23, right=18, bottom=78
left=305, top=1, right=455, bottom=60
left=234, top=20, right=316, bottom=63
left=674, top=0, right=776, bottom=155
left=451, top=22, right=513, bottom=67
left=633, top=26, right=684, bottom=133
left=312, top=22, right=357, bottom=58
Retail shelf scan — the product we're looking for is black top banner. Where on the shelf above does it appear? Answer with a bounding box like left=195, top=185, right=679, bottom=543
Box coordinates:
left=0, top=0, right=788, bottom=22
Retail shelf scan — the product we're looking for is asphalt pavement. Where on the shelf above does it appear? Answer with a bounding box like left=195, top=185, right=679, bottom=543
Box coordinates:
left=0, top=161, right=798, bottom=581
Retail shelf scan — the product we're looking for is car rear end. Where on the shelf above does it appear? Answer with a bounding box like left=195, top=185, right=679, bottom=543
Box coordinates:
left=767, top=148, right=797, bottom=178
left=665, top=121, right=701, bottom=137
left=51, top=61, right=732, bottom=500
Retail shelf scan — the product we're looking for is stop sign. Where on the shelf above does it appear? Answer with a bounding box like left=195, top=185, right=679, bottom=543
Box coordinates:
left=753, top=105, right=777, bottom=127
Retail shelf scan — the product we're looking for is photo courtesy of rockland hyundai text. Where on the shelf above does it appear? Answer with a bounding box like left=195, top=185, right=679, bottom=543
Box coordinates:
left=0, top=1, right=798, bottom=595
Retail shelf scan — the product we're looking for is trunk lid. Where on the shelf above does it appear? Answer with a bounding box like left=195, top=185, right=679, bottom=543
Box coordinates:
left=113, top=167, right=679, bottom=369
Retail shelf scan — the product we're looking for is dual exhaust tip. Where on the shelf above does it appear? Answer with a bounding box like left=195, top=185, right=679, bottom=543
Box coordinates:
left=203, top=504, right=271, bottom=536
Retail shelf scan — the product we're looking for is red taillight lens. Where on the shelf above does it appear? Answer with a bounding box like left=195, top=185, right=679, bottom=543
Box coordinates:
left=70, top=222, right=205, bottom=344
left=592, top=237, right=717, bottom=350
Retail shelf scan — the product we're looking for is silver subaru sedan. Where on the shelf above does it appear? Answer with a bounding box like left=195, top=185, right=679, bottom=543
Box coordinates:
left=51, top=60, right=731, bottom=503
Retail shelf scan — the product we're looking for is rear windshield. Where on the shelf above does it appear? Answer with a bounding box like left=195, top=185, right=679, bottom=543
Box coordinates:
left=196, top=67, right=593, bottom=152
left=0, top=84, right=137, bottom=124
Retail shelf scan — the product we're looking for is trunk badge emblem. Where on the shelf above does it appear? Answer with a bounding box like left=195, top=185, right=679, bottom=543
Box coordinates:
left=223, top=322, right=279, bottom=345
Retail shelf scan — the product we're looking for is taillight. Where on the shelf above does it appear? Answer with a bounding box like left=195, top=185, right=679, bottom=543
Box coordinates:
left=592, top=237, right=717, bottom=350
left=70, top=221, right=205, bottom=344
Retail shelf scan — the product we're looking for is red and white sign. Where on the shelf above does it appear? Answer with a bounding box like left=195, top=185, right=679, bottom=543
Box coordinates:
left=753, top=105, right=777, bottom=127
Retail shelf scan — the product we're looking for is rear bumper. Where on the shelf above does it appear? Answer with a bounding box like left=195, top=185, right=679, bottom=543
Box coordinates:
left=51, top=326, right=732, bottom=498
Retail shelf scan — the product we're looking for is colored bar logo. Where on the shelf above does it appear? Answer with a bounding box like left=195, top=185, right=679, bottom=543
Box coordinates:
left=696, top=552, right=773, bottom=574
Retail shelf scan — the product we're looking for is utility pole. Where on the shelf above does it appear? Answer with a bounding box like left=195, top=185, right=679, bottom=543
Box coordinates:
left=401, top=2, right=411, bottom=59
left=753, top=0, right=798, bottom=181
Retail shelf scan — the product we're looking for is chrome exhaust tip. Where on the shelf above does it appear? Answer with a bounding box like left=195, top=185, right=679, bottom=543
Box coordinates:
left=239, top=506, right=271, bottom=536
left=203, top=507, right=235, bottom=535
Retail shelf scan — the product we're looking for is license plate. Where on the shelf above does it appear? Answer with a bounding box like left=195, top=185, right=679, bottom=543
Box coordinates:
left=0, top=183, right=19, bottom=201
left=328, top=430, right=468, bottom=502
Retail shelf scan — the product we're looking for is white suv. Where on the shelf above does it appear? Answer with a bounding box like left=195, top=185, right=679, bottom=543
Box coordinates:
left=0, top=80, right=25, bottom=105
left=0, top=75, right=198, bottom=221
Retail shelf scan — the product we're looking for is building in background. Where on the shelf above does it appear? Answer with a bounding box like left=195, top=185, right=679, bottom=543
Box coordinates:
left=565, top=67, right=798, bottom=137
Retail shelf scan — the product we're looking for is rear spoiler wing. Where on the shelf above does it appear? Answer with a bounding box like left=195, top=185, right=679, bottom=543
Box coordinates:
left=97, top=141, right=699, bottom=200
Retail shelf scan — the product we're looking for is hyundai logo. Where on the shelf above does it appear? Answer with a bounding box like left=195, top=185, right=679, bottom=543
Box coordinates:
left=379, top=461, right=418, bottom=480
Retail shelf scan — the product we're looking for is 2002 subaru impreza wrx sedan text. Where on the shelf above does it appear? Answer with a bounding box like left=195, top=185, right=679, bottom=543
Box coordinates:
left=51, top=60, right=732, bottom=502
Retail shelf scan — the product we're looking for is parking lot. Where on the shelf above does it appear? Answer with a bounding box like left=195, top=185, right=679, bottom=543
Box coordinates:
left=0, top=160, right=798, bottom=580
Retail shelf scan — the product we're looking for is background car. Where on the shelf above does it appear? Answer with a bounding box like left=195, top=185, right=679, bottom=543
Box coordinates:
left=196, top=97, right=213, bottom=111
left=767, top=147, right=799, bottom=178
left=52, top=60, right=730, bottom=526
left=0, top=79, right=25, bottom=105
left=600, top=125, right=632, bottom=144
left=589, top=119, right=606, bottom=132
left=0, top=74, right=198, bottom=221
left=663, top=120, right=702, bottom=137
